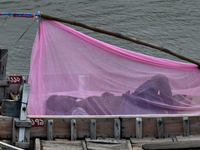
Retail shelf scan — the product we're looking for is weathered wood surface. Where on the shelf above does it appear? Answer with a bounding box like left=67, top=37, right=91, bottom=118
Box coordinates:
left=142, top=118, right=157, bottom=138
left=30, top=118, right=115, bottom=139
left=114, top=119, right=120, bottom=139
left=157, top=118, right=163, bottom=138
left=183, top=117, right=189, bottom=136
left=47, top=120, right=53, bottom=140
left=0, top=49, right=8, bottom=101
left=0, top=116, right=13, bottom=139
left=71, top=119, right=77, bottom=141
left=0, top=49, right=8, bottom=80
left=85, top=138, right=131, bottom=150
left=142, top=140, right=200, bottom=150
left=131, top=135, right=200, bottom=150
left=163, top=117, right=183, bottom=138
left=90, top=119, right=96, bottom=140
left=0, top=141, right=24, bottom=150
left=34, top=138, right=40, bottom=150
left=136, top=118, right=142, bottom=139
left=42, top=140, right=84, bottom=150
left=18, top=83, right=30, bottom=143
left=121, top=118, right=136, bottom=138
left=27, top=116, right=200, bottom=139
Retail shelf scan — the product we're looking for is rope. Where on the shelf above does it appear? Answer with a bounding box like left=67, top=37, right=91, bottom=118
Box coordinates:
left=0, top=18, right=36, bottom=63
left=0, top=51, right=8, bottom=63
left=9, top=18, right=36, bottom=51
left=0, top=19, right=36, bottom=63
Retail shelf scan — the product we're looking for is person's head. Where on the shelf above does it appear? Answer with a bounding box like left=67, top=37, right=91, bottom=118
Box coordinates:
left=150, top=74, right=169, bottom=88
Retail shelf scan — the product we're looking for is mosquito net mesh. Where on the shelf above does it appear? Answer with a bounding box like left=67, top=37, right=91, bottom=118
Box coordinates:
left=27, top=19, right=200, bottom=115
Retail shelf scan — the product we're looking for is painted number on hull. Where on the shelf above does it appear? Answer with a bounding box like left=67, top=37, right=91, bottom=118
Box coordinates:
left=31, top=118, right=44, bottom=127
left=10, top=76, right=21, bottom=84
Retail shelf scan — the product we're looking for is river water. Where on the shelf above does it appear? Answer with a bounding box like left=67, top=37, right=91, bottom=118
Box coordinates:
left=0, top=0, right=200, bottom=74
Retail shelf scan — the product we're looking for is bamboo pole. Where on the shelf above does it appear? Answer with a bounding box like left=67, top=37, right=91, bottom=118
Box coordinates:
left=41, top=14, right=200, bottom=66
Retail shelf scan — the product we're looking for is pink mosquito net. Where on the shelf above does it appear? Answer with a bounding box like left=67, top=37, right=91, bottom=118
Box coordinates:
left=27, top=19, right=200, bottom=115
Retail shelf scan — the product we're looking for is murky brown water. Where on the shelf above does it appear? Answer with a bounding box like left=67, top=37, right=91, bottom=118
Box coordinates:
left=0, top=0, right=200, bottom=74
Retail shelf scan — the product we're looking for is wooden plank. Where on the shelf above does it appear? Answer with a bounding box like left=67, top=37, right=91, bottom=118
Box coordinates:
left=142, top=118, right=157, bottom=138
left=77, top=119, right=90, bottom=138
left=0, top=141, right=24, bottom=150
left=0, top=80, right=9, bottom=86
left=15, top=119, right=32, bottom=128
left=85, top=138, right=127, bottom=144
left=121, top=118, right=136, bottom=138
left=55, top=139, right=69, bottom=142
left=157, top=118, right=163, bottom=138
left=86, top=138, right=128, bottom=150
left=0, top=50, right=8, bottom=101
left=90, top=119, right=96, bottom=140
left=71, top=119, right=77, bottom=141
left=30, top=118, right=71, bottom=139
left=114, top=119, right=120, bottom=140
left=42, top=140, right=83, bottom=150
left=132, top=144, right=143, bottom=150
left=34, top=138, right=40, bottom=150
left=142, top=140, right=200, bottom=150
left=0, top=116, right=13, bottom=139
left=0, top=49, right=8, bottom=80
left=183, top=117, right=189, bottom=136
left=96, top=119, right=114, bottom=138
left=47, top=120, right=53, bottom=140
left=27, top=116, right=200, bottom=139
left=131, top=137, right=173, bottom=144
left=162, top=117, right=183, bottom=138
left=42, top=140, right=82, bottom=145
left=126, top=140, right=132, bottom=150
left=82, top=140, right=87, bottom=150
left=176, top=135, right=200, bottom=141
left=131, top=135, right=200, bottom=144
left=189, top=117, right=200, bottom=135
left=136, top=118, right=142, bottom=139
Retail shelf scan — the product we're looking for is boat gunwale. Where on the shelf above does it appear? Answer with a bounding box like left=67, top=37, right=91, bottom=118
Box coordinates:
left=27, top=114, right=200, bottom=119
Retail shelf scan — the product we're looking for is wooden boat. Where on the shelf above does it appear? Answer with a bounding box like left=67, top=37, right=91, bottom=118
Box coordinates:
left=1, top=51, right=200, bottom=149
left=1, top=13, right=200, bottom=150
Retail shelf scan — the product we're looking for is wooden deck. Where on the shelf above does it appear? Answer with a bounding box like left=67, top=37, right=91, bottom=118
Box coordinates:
left=34, top=135, right=200, bottom=150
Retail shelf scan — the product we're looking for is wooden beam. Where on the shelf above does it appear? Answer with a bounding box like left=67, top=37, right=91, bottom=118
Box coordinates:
left=136, top=118, right=142, bottom=139
left=157, top=118, right=163, bottom=138
left=142, top=140, right=200, bottom=150
left=114, top=119, right=121, bottom=140
left=0, top=49, right=8, bottom=80
left=127, top=140, right=132, bottom=150
left=34, top=138, right=41, bottom=150
left=82, top=140, right=87, bottom=150
left=28, top=114, right=200, bottom=119
left=71, top=119, right=77, bottom=141
left=26, top=116, right=200, bottom=139
left=47, top=120, right=53, bottom=140
left=0, top=141, right=24, bottom=150
left=18, top=84, right=30, bottom=143
left=40, top=14, right=200, bottom=66
left=90, top=119, right=96, bottom=140
left=183, top=117, right=189, bottom=136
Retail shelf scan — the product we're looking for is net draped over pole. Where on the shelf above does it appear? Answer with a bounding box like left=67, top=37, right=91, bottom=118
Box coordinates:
left=27, top=20, right=200, bottom=115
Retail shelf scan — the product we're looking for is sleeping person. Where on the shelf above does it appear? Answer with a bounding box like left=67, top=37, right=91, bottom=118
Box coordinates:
left=119, top=74, right=192, bottom=114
